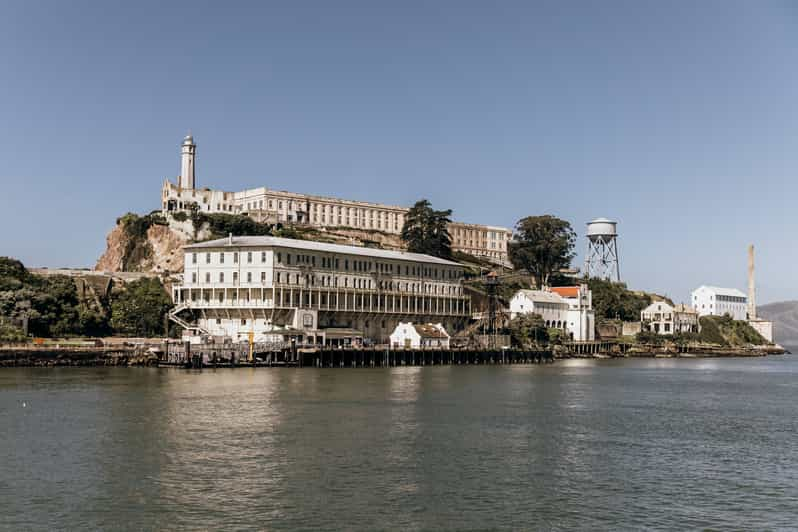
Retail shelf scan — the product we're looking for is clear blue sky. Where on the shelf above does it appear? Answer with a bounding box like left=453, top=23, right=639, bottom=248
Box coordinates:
left=1, top=1, right=797, bottom=304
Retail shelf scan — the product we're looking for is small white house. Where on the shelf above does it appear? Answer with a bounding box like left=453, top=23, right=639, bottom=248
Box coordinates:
left=641, top=301, right=676, bottom=335
left=691, top=285, right=747, bottom=320
left=390, top=322, right=450, bottom=349
left=550, top=285, right=596, bottom=341
left=509, top=290, right=569, bottom=330
left=641, top=302, right=700, bottom=335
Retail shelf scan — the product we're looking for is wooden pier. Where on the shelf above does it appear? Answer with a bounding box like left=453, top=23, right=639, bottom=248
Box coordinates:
left=159, top=343, right=554, bottom=369
left=562, top=341, right=632, bottom=357
left=307, top=348, right=553, bottom=368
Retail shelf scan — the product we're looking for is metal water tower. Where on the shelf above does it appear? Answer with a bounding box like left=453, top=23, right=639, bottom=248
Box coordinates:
left=584, top=218, right=620, bottom=281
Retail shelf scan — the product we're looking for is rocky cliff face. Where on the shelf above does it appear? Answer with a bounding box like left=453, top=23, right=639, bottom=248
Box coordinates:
left=96, top=220, right=191, bottom=274
left=95, top=214, right=408, bottom=274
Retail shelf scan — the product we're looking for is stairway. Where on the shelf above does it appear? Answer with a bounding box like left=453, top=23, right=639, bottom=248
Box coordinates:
left=168, top=303, right=210, bottom=335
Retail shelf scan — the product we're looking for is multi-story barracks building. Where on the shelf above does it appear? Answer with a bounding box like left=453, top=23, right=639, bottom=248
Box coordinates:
left=170, top=235, right=471, bottom=345
left=161, top=134, right=512, bottom=266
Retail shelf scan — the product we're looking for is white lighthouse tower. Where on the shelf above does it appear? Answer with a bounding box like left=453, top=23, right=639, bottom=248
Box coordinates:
left=179, top=133, right=196, bottom=189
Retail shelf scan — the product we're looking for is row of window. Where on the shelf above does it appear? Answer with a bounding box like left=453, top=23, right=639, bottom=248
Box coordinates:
left=192, top=251, right=267, bottom=265
left=452, top=228, right=509, bottom=240
left=274, top=272, right=461, bottom=295
left=187, top=269, right=462, bottom=295
left=693, top=294, right=746, bottom=303
left=187, top=289, right=463, bottom=311
left=207, top=318, right=391, bottom=329
left=275, top=252, right=460, bottom=279
left=192, top=271, right=267, bottom=284
left=190, top=250, right=462, bottom=280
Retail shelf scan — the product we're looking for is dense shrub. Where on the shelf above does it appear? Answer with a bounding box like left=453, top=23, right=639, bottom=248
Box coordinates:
left=697, top=316, right=727, bottom=345
left=191, top=211, right=275, bottom=238
left=0, top=257, right=173, bottom=339
left=588, top=278, right=651, bottom=322
left=698, top=315, right=767, bottom=346
left=110, top=278, right=172, bottom=337
left=507, top=313, right=549, bottom=347
left=635, top=330, right=666, bottom=345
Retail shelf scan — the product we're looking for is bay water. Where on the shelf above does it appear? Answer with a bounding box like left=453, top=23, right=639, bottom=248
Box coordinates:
left=2, top=355, right=798, bottom=530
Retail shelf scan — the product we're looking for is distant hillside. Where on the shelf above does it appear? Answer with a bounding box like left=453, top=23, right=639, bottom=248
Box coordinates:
left=758, top=301, right=798, bottom=346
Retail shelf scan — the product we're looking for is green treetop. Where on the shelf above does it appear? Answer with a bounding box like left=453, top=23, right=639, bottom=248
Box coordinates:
left=509, top=215, right=576, bottom=289
left=400, top=199, right=453, bottom=259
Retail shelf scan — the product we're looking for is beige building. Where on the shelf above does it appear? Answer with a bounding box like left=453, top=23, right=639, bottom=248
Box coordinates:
left=161, top=135, right=511, bottom=265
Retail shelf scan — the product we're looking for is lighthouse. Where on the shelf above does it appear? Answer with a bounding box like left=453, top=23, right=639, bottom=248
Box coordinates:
left=179, top=134, right=196, bottom=189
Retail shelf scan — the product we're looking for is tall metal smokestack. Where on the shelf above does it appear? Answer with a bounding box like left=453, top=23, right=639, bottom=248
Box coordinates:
left=748, top=244, right=756, bottom=320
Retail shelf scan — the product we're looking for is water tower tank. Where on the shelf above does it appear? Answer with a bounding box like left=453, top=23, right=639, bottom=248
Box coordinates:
left=586, top=218, right=617, bottom=243
left=584, top=218, right=620, bottom=281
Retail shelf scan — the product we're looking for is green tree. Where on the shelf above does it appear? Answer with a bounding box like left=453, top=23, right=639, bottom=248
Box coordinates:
left=400, top=199, right=453, bottom=258
left=507, top=313, right=549, bottom=348
left=587, top=278, right=651, bottom=322
left=0, top=257, right=115, bottom=338
left=110, top=278, right=173, bottom=337
left=509, top=215, right=576, bottom=288
left=0, top=257, right=30, bottom=291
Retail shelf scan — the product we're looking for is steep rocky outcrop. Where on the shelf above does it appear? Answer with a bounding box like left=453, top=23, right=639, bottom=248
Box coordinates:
left=96, top=221, right=190, bottom=274
left=95, top=213, right=409, bottom=275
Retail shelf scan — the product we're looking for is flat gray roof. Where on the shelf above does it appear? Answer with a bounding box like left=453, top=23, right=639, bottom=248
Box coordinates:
left=184, top=236, right=462, bottom=266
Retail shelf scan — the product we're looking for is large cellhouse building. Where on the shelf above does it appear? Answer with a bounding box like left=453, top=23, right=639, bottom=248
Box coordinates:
left=161, top=134, right=512, bottom=265
left=171, top=235, right=471, bottom=344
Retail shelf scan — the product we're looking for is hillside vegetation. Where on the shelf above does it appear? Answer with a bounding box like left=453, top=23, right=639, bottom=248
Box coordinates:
left=0, top=257, right=173, bottom=341
left=588, top=278, right=652, bottom=322
left=637, top=315, right=768, bottom=347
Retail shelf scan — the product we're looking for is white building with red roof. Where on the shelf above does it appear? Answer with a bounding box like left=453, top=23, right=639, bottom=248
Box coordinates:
left=550, top=284, right=595, bottom=341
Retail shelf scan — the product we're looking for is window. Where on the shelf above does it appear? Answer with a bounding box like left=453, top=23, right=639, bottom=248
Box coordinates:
left=233, top=252, right=238, bottom=264
left=220, top=252, right=224, bottom=264
left=233, top=272, right=238, bottom=283
left=247, top=272, right=252, bottom=283
left=205, top=272, right=210, bottom=283
left=219, top=272, right=225, bottom=283
left=261, top=251, right=266, bottom=263
left=206, top=253, right=211, bottom=264
left=192, top=253, right=197, bottom=264
left=191, top=272, right=197, bottom=283
left=247, top=252, right=252, bottom=264
left=261, top=272, right=266, bottom=282
left=241, top=318, right=247, bottom=326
